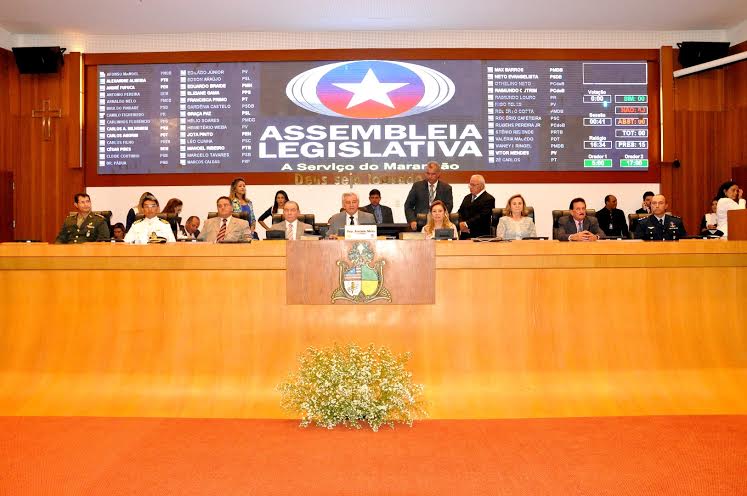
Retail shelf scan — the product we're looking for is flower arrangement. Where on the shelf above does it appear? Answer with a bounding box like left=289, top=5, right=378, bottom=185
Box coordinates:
left=278, top=343, right=426, bottom=432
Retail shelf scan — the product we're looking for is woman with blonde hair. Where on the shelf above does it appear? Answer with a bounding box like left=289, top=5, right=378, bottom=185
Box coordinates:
left=496, top=194, right=536, bottom=240
left=229, top=178, right=257, bottom=232
left=422, top=200, right=458, bottom=239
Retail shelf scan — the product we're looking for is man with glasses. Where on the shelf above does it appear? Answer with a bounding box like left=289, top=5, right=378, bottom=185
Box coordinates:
left=457, top=174, right=495, bottom=239
left=124, top=196, right=176, bottom=243
left=268, top=201, right=312, bottom=240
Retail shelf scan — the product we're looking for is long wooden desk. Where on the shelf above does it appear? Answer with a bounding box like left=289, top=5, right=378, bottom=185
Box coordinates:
left=1, top=240, right=746, bottom=419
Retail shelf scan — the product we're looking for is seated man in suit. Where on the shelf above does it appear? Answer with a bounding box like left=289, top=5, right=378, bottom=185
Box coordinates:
left=124, top=195, right=176, bottom=244
left=268, top=201, right=312, bottom=240
left=198, top=196, right=252, bottom=243
left=327, top=192, right=376, bottom=238
left=634, top=194, right=687, bottom=240
left=360, top=189, right=394, bottom=224
left=457, top=175, right=495, bottom=239
left=596, top=194, right=629, bottom=237
left=556, top=198, right=606, bottom=241
left=404, top=161, right=453, bottom=231
left=177, top=215, right=201, bottom=240
left=55, top=193, right=110, bottom=244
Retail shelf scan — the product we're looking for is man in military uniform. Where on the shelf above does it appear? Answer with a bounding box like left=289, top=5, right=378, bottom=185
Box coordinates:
left=634, top=194, right=687, bottom=240
left=55, top=193, right=110, bottom=244
left=124, top=196, right=176, bottom=243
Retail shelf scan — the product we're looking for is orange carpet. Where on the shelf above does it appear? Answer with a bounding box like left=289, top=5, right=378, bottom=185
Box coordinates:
left=1, top=416, right=745, bottom=495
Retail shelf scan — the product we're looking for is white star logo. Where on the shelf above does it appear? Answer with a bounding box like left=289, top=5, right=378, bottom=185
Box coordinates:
left=332, top=69, right=409, bottom=109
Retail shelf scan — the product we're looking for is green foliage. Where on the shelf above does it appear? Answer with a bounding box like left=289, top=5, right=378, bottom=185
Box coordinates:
left=278, top=343, right=426, bottom=432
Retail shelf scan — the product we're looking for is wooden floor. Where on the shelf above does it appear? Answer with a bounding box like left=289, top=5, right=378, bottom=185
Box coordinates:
left=1, top=240, right=746, bottom=419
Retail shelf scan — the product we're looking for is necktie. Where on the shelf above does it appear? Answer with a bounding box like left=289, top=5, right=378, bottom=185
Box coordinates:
left=472, top=195, right=476, bottom=202
left=286, top=222, right=294, bottom=240
left=429, top=184, right=436, bottom=205
left=577, top=221, right=583, bottom=232
left=216, top=218, right=227, bottom=242
left=659, top=218, right=664, bottom=227
left=374, top=206, right=382, bottom=224
left=349, top=215, right=355, bottom=225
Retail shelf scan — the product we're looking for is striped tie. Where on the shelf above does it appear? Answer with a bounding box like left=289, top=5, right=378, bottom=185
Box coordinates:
left=286, top=222, right=294, bottom=240
left=216, top=218, right=227, bottom=243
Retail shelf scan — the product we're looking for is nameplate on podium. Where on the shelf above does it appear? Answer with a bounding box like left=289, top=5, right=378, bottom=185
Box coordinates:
left=345, top=225, right=377, bottom=240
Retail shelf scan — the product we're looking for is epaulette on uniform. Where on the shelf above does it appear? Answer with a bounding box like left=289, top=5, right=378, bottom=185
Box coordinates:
left=133, top=218, right=144, bottom=224
left=93, top=212, right=105, bottom=219
left=159, top=218, right=170, bottom=224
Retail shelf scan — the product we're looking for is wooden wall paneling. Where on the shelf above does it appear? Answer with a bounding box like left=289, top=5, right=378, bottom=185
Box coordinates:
left=0, top=172, right=12, bottom=241
left=659, top=47, right=675, bottom=204
left=0, top=50, right=10, bottom=174
left=672, top=62, right=730, bottom=235
left=723, top=61, right=747, bottom=171
left=9, top=53, right=84, bottom=241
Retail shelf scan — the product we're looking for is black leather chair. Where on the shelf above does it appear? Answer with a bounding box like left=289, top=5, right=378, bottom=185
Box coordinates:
left=415, top=212, right=460, bottom=232
left=207, top=211, right=250, bottom=221
left=551, top=209, right=596, bottom=240
left=491, top=207, right=535, bottom=235
left=271, top=213, right=316, bottom=228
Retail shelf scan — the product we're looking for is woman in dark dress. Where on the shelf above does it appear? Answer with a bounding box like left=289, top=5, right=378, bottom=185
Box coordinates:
left=258, top=190, right=290, bottom=231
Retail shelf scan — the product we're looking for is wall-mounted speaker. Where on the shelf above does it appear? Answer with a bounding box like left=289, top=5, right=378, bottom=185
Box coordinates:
left=11, top=47, right=66, bottom=74
left=676, top=42, right=730, bottom=68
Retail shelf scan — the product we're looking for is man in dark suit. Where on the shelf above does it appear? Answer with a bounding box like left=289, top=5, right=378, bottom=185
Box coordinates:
left=360, top=189, right=394, bottom=224
left=404, top=161, right=453, bottom=230
left=634, top=194, right=687, bottom=240
left=635, top=191, right=655, bottom=214
left=596, top=194, right=629, bottom=237
left=556, top=198, right=606, bottom=241
left=457, top=175, right=495, bottom=239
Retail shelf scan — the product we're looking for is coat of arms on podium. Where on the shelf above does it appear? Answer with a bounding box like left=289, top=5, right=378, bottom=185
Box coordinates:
left=332, top=242, right=392, bottom=304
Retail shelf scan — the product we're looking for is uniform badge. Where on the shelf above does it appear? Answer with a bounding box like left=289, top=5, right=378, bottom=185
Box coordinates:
left=332, top=242, right=391, bottom=304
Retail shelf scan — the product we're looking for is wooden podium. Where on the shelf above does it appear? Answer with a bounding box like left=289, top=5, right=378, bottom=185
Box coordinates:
left=728, top=209, right=747, bottom=240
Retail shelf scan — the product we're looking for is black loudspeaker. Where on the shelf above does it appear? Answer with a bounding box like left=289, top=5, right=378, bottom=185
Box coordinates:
left=676, top=42, right=730, bottom=68
left=12, top=47, right=66, bottom=74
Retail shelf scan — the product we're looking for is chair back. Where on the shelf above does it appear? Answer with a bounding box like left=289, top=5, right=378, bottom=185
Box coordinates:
left=491, top=207, right=535, bottom=232
left=416, top=212, right=459, bottom=231
left=208, top=211, right=249, bottom=221
left=552, top=209, right=596, bottom=228
left=271, top=213, right=316, bottom=227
